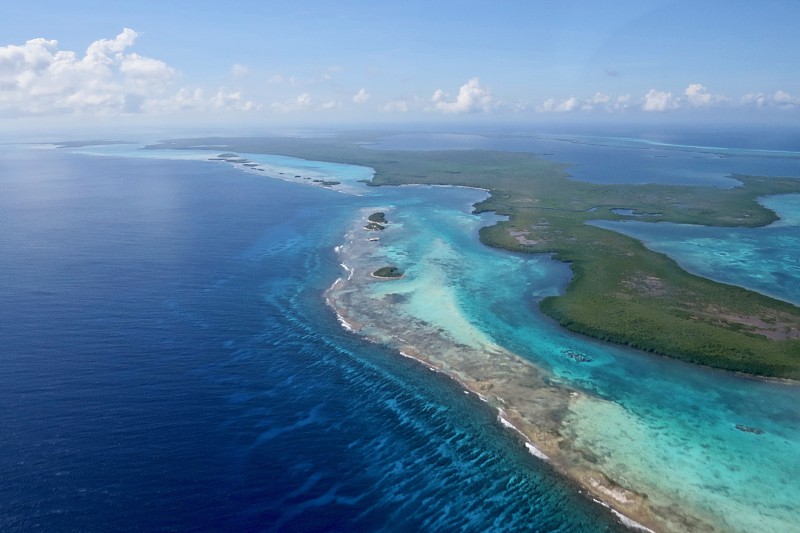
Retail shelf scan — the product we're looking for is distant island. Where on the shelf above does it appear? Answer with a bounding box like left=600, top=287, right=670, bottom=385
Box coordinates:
left=372, top=266, right=404, bottom=279
left=148, top=136, right=800, bottom=379
left=367, top=211, right=388, bottom=224
left=53, top=140, right=133, bottom=148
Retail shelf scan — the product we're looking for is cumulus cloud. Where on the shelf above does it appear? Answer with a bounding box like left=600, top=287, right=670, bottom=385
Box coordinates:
left=535, top=93, right=631, bottom=113
left=0, top=29, right=174, bottom=115
left=742, top=90, right=799, bottom=109
left=0, top=29, right=259, bottom=116
left=495, top=83, right=796, bottom=116
left=352, top=88, right=370, bottom=104
left=142, top=87, right=260, bottom=114
left=536, top=96, right=579, bottom=113
left=209, top=89, right=260, bottom=111
left=614, top=94, right=632, bottom=111
left=684, top=83, right=728, bottom=107
left=271, top=92, right=312, bottom=112
left=772, top=90, right=799, bottom=108
left=582, top=92, right=610, bottom=110
left=431, top=77, right=494, bottom=113
left=684, top=83, right=712, bottom=106
left=741, top=92, right=768, bottom=108
left=382, top=99, right=411, bottom=113
left=642, top=89, right=678, bottom=111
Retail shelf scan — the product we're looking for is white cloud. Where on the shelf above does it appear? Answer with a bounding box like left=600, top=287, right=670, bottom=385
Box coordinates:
left=431, top=77, right=494, bottom=113
left=321, top=99, right=341, bottom=110
left=143, top=87, right=260, bottom=113
left=271, top=92, right=312, bottom=112
left=210, top=89, right=259, bottom=111
left=772, top=90, right=799, bottom=108
left=535, top=93, right=631, bottom=113
left=741, top=92, right=768, bottom=108
left=537, top=96, right=579, bottom=113
left=353, top=88, right=370, bottom=104
left=231, top=63, right=249, bottom=78
left=685, top=83, right=712, bottom=106
left=382, top=99, right=411, bottom=113
left=0, top=28, right=174, bottom=115
left=532, top=86, right=734, bottom=115
left=741, top=90, right=798, bottom=109
left=684, top=83, right=728, bottom=107
left=85, top=28, right=138, bottom=63
left=581, top=92, right=610, bottom=111
left=642, top=89, right=677, bottom=111
left=614, top=94, right=632, bottom=111
left=0, top=29, right=260, bottom=116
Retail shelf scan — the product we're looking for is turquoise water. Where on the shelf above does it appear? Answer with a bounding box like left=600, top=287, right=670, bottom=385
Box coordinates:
left=346, top=183, right=800, bottom=533
left=590, top=194, right=800, bottom=306
left=69, top=142, right=374, bottom=194
left=70, top=138, right=800, bottom=532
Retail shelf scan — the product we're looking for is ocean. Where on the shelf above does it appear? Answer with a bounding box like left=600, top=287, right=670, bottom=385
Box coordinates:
left=0, top=145, right=622, bottom=531
left=1, top=126, right=799, bottom=532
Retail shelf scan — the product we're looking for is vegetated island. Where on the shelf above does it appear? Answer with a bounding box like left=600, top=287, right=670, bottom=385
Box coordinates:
left=372, top=266, right=404, bottom=279
left=53, top=140, right=134, bottom=148
left=367, top=211, right=388, bottom=224
left=364, top=222, right=385, bottom=231
left=147, top=135, right=800, bottom=379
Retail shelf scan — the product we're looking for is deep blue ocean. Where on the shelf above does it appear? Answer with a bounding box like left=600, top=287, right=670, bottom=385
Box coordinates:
left=0, top=146, right=624, bottom=532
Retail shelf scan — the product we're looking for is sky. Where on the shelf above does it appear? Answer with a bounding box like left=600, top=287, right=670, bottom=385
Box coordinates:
left=2, top=0, right=799, bottom=131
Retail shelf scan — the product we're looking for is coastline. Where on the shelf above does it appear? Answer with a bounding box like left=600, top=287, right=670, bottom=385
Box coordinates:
left=49, top=140, right=800, bottom=531
left=146, top=136, right=800, bottom=380
left=323, top=209, right=699, bottom=533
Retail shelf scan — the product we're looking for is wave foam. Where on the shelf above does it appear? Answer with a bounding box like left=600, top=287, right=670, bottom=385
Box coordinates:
left=336, top=315, right=355, bottom=332
left=339, top=263, right=354, bottom=280
left=591, top=498, right=655, bottom=533
left=524, top=442, right=549, bottom=461
left=611, top=510, right=656, bottom=533
left=497, top=412, right=549, bottom=461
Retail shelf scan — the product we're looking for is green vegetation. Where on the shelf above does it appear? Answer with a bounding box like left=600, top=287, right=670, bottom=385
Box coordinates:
left=373, top=266, right=404, bottom=279
left=149, top=135, right=800, bottom=379
left=312, top=179, right=341, bottom=186
left=368, top=211, right=388, bottom=224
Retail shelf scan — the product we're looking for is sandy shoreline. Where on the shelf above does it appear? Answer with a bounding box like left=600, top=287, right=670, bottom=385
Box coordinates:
left=321, top=209, right=700, bottom=533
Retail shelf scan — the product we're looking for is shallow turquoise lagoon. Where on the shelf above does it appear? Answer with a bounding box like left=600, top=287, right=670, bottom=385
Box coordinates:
left=362, top=184, right=800, bottom=532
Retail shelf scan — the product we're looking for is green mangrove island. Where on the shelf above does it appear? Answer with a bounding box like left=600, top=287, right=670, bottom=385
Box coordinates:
left=368, top=211, right=388, bottom=224
left=149, top=135, right=800, bottom=379
left=372, top=266, right=404, bottom=279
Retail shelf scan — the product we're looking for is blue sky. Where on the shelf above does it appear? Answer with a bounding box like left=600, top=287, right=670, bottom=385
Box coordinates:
left=2, top=0, right=799, bottom=128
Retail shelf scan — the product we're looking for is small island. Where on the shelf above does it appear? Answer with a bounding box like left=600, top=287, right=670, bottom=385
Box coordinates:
left=312, top=179, right=341, bottom=187
left=372, top=266, right=404, bottom=279
left=368, top=211, right=388, bottom=224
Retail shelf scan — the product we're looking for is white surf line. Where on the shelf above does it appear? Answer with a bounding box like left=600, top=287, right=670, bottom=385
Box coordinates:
left=336, top=314, right=356, bottom=332
left=339, top=263, right=354, bottom=281
left=399, top=350, right=440, bottom=373
left=590, top=498, right=656, bottom=533
left=496, top=408, right=550, bottom=462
